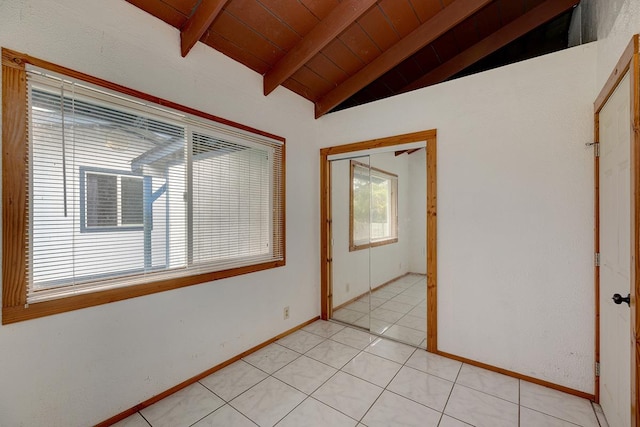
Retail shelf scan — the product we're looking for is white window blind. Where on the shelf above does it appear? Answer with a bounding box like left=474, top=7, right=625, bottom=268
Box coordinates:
left=26, top=66, right=284, bottom=303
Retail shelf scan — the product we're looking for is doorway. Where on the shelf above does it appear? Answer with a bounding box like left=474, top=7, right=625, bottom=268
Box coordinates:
left=593, top=34, right=639, bottom=426
left=320, top=130, right=437, bottom=351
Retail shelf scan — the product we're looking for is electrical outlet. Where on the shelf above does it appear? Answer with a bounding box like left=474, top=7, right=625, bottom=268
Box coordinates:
left=283, top=306, right=290, bottom=320
left=346, top=283, right=350, bottom=293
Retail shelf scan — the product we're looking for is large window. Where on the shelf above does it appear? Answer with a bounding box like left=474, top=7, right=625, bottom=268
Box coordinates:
left=349, top=161, right=398, bottom=251
left=2, top=49, right=285, bottom=323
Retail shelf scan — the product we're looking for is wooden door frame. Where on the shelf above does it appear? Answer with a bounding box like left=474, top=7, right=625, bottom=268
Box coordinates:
left=319, top=130, right=438, bottom=351
left=593, top=34, right=639, bottom=423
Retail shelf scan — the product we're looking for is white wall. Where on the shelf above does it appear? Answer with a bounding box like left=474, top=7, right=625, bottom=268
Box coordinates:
left=0, top=1, right=320, bottom=426
left=408, top=149, right=427, bottom=274
left=585, top=0, right=640, bottom=90
left=320, top=44, right=598, bottom=393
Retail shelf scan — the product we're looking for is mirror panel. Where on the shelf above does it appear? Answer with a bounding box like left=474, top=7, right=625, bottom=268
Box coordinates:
left=330, top=156, right=371, bottom=330
left=329, top=148, right=427, bottom=348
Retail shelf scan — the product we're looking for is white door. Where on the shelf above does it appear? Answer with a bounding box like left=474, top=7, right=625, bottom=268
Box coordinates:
left=599, top=71, right=632, bottom=427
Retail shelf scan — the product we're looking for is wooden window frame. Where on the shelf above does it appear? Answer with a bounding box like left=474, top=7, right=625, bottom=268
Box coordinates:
left=1, top=48, right=286, bottom=324
left=348, top=160, right=398, bottom=251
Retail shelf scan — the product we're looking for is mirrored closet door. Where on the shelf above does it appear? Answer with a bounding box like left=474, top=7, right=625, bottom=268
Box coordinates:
left=329, top=147, right=427, bottom=348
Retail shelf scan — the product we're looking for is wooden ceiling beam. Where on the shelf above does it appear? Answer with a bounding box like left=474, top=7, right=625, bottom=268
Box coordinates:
left=180, top=0, right=230, bottom=58
left=401, top=0, right=580, bottom=93
left=263, top=0, right=378, bottom=96
left=314, top=0, right=494, bottom=118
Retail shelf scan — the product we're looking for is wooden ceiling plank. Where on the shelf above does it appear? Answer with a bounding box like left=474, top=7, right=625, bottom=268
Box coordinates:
left=257, top=0, right=319, bottom=36
left=300, top=0, right=340, bottom=20
left=453, top=15, right=480, bottom=48
left=208, top=12, right=284, bottom=65
left=263, top=0, right=378, bottom=96
left=202, top=31, right=271, bottom=74
left=290, top=65, right=335, bottom=99
left=379, top=0, right=421, bottom=38
left=180, top=0, right=230, bottom=57
left=431, top=32, right=462, bottom=65
left=162, top=0, right=200, bottom=16
left=474, top=1, right=502, bottom=39
left=404, top=57, right=428, bottom=81
left=358, top=6, right=401, bottom=51
left=498, top=0, right=524, bottom=24
left=413, top=47, right=442, bottom=71
left=314, top=0, right=494, bottom=118
left=282, top=79, right=317, bottom=101
left=401, top=0, right=579, bottom=92
left=306, top=53, right=350, bottom=86
left=338, top=23, right=382, bottom=64
left=526, top=0, right=548, bottom=12
left=408, top=0, right=444, bottom=23
left=379, top=67, right=410, bottom=92
left=126, top=0, right=188, bottom=28
left=226, top=0, right=301, bottom=52
left=322, top=39, right=366, bottom=75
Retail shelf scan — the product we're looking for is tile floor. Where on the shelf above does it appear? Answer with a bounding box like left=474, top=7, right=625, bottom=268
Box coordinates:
left=332, top=273, right=427, bottom=347
left=113, top=320, right=607, bottom=427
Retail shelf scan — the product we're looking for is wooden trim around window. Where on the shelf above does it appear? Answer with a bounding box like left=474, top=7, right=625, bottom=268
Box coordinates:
left=1, top=48, right=286, bottom=324
left=348, top=160, right=399, bottom=252
left=319, top=129, right=437, bottom=351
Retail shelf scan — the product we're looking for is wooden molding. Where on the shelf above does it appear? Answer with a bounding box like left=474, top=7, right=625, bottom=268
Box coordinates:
left=263, top=0, right=377, bottom=96
left=95, top=316, right=320, bottom=427
left=1, top=49, right=28, bottom=312
left=180, top=0, right=230, bottom=57
left=593, top=111, right=601, bottom=404
left=630, top=36, right=639, bottom=427
left=320, top=130, right=437, bottom=157
left=595, top=35, right=638, bottom=113
left=426, top=138, right=437, bottom=352
left=435, top=349, right=596, bottom=401
left=320, top=153, right=331, bottom=320
left=313, top=0, right=493, bottom=118
left=402, top=0, right=580, bottom=93
left=592, top=34, right=639, bottom=422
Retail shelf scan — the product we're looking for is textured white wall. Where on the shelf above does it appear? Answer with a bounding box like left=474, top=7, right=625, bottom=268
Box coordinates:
left=0, top=1, right=320, bottom=426
left=589, top=0, right=640, bottom=89
left=408, top=149, right=427, bottom=274
left=320, top=44, right=598, bottom=393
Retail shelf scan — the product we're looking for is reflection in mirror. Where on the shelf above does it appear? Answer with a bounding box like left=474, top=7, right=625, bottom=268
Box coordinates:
left=330, top=148, right=427, bottom=348
left=330, top=155, right=371, bottom=331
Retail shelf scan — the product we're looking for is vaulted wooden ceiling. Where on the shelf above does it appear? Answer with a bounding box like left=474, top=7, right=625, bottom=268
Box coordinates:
left=125, top=0, right=580, bottom=118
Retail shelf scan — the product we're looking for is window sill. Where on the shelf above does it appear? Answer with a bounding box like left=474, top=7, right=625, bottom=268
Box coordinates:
left=349, top=237, right=398, bottom=252
left=2, top=259, right=285, bottom=324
